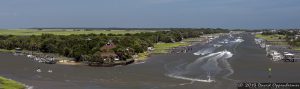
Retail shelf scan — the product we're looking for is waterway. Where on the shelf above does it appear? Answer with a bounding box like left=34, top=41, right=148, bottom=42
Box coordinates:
left=1, top=32, right=300, bottom=89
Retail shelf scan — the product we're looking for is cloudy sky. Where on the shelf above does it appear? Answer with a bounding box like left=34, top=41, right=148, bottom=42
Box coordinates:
left=0, top=0, right=300, bottom=29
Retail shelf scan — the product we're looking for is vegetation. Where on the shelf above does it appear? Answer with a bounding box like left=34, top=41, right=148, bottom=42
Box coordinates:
left=136, top=52, right=150, bottom=61
left=0, top=28, right=228, bottom=65
left=153, top=42, right=189, bottom=53
left=257, top=30, right=300, bottom=49
left=0, top=29, right=153, bottom=36
left=255, top=34, right=285, bottom=41
left=0, top=49, right=15, bottom=53
left=0, top=76, right=25, bottom=89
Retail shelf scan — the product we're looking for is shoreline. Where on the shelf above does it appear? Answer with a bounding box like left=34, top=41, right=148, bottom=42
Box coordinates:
left=0, top=33, right=223, bottom=66
left=0, top=49, right=82, bottom=66
left=134, top=33, right=224, bottom=63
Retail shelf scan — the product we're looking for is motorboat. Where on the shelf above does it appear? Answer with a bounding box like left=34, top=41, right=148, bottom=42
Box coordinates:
left=213, top=44, right=222, bottom=47
left=36, top=69, right=42, bottom=73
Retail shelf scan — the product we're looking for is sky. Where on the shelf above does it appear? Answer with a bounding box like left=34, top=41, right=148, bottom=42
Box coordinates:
left=0, top=0, right=300, bottom=29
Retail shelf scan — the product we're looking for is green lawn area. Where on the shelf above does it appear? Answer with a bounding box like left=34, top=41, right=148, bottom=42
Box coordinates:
left=0, top=76, right=25, bottom=89
left=0, top=49, right=14, bottom=53
left=135, top=42, right=189, bottom=60
left=136, top=51, right=150, bottom=61
left=0, top=29, right=155, bottom=35
left=255, top=34, right=285, bottom=41
left=153, top=42, right=189, bottom=53
left=292, top=47, right=300, bottom=51
left=135, top=38, right=196, bottom=60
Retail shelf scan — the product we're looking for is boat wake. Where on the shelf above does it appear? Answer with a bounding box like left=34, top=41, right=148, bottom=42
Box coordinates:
left=166, top=50, right=234, bottom=83
left=193, top=46, right=217, bottom=56
left=167, top=74, right=214, bottom=83
left=231, top=38, right=244, bottom=43
left=193, top=37, right=243, bottom=56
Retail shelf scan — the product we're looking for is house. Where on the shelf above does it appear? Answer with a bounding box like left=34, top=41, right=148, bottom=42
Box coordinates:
left=294, top=34, right=300, bottom=40
left=288, top=34, right=300, bottom=41
left=100, top=40, right=119, bottom=64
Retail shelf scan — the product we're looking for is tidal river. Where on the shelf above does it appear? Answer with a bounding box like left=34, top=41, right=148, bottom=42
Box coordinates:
left=1, top=33, right=300, bottom=89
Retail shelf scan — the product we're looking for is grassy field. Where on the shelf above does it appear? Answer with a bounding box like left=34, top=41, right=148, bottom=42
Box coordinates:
left=255, top=34, right=285, bottom=41
left=292, top=47, right=300, bottom=51
left=255, top=34, right=289, bottom=46
left=135, top=42, right=189, bottom=61
left=136, top=52, right=151, bottom=61
left=0, top=76, right=25, bottom=89
left=153, top=42, right=189, bottom=53
left=0, top=49, right=15, bottom=53
left=0, top=29, right=155, bottom=35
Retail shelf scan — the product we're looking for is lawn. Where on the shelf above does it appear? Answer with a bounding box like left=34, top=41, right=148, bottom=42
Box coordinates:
left=0, top=49, right=14, bottom=53
left=255, top=34, right=285, bottom=41
left=136, top=52, right=150, bottom=61
left=292, top=47, right=300, bottom=51
left=0, top=76, right=25, bottom=89
left=135, top=42, right=189, bottom=61
left=0, top=29, right=155, bottom=36
left=153, top=42, right=189, bottom=53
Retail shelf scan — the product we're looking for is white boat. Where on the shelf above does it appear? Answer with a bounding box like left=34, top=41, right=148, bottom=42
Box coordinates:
left=36, top=69, right=42, bottom=73
left=268, top=50, right=283, bottom=61
left=206, top=75, right=214, bottom=82
left=213, top=44, right=222, bottom=47
left=206, top=72, right=215, bottom=83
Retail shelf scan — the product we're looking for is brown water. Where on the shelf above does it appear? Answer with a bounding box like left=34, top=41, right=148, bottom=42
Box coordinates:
left=1, top=33, right=300, bottom=89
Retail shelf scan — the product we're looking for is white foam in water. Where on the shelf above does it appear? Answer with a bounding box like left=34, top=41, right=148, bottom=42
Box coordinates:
left=167, top=74, right=215, bottom=83
left=221, top=57, right=235, bottom=80
left=26, top=85, right=34, bottom=89
left=193, top=47, right=217, bottom=56
left=187, top=52, right=221, bottom=70
left=133, top=61, right=146, bottom=65
left=231, top=38, right=244, bottom=43
left=201, top=53, right=225, bottom=73
left=201, top=50, right=233, bottom=74
left=167, top=50, right=234, bottom=83
left=219, top=39, right=230, bottom=44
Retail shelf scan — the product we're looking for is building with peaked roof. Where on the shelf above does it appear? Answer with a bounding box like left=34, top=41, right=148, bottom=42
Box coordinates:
left=99, top=40, right=119, bottom=64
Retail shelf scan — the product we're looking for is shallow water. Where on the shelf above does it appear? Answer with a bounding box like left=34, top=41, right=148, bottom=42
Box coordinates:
left=1, top=33, right=300, bottom=89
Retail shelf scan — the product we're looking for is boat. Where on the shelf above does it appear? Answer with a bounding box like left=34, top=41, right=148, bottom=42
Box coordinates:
left=36, top=69, right=42, bottom=73
left=213, top=44, right=222, bottom=47
left=206, top=72, right=215, bottom=83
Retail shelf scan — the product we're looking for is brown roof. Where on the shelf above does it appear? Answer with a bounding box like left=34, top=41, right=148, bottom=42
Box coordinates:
left=100, top=52, right=118, bottom=57
left=99, top=41, right=118, bottom=58
left=100, top=42, right=116, bottom=51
